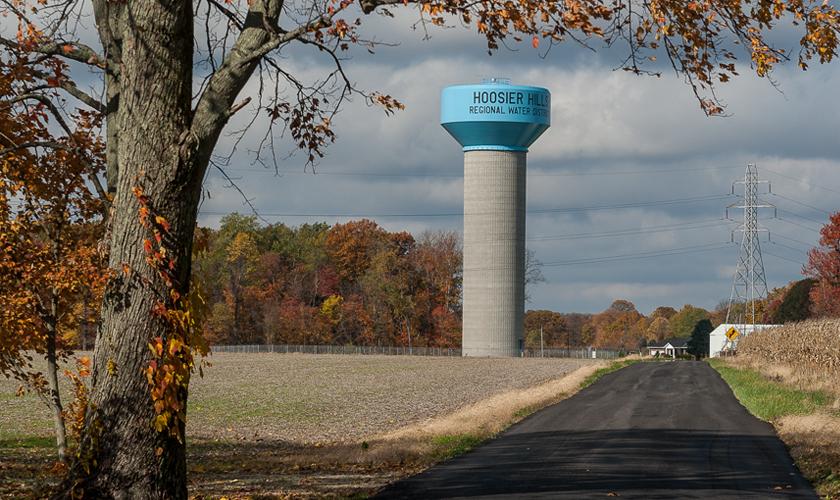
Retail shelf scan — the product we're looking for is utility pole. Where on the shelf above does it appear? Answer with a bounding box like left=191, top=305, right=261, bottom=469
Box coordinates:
left=540, top=325, right=544, bottom=358
left=726, top=163, right=775, bottom=329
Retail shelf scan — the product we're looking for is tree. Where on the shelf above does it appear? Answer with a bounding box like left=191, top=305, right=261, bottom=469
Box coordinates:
left=805, top=213, right=840, bottom=317
left=224, top=232, right=260, bottom=343
left=561, top=313, right=593, bottom=348
left=608, top=300, right=638, bottom=314
left=524, top=248, right=545, bottom=302
left=650, top=306, right=678, bottom=320
left=687, top=319, right=713, bottom=359
left=591, top=300, right=642, bottom=349
left=646, top=316, right=672, bottom=342
left=670, top=305, right=710, bottom=338
left=524, top=310, right=566, bottom=348
left=766, top=279, right=815, bottom=324
left=0, top=58, right=107, bottom=461
left=3, top=0, right=839, bottom=496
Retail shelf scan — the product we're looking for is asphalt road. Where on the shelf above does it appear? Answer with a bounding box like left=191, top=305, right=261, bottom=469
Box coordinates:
left=376, top=361, right=816, bottom=499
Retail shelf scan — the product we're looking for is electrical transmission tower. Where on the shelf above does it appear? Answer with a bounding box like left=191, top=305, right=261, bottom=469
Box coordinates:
left=725, top=163, right=775, bottom=327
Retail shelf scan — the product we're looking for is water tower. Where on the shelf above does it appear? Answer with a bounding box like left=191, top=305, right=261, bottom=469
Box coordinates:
left=441, top=79, right=551, bottom=357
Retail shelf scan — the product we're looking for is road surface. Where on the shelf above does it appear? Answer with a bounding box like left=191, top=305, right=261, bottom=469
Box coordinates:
left=376, top=361, right=816, bottom=499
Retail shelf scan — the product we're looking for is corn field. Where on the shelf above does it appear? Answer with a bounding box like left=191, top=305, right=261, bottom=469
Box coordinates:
left=738, top=319, right=840, bottom=395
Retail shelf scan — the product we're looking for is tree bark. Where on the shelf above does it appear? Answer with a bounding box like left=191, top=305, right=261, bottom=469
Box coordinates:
left=45, top=305, right=67, bottom=463
left=57, top=0, right=289, bottom=495
left=60, top=0, right=197, bottom=497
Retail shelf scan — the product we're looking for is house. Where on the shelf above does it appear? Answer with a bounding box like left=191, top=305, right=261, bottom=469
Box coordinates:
left=647, top=338, right=689, bottom=358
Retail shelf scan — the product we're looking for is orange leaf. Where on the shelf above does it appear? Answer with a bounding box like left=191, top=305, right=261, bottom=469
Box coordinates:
left=155, top=216, right=171, bottom=233
left=532, top=36, right=540, bottom=49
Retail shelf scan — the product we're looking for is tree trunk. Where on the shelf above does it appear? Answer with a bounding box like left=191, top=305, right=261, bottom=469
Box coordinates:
left=45, top=308, right=67, bottom=462
left=54, top=0, right=283, bottom=494
left=59, top=0, right=197, bottom=497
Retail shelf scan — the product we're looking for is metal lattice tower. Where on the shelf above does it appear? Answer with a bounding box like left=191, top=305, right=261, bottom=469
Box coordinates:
left=726, top=163, right=775, bottom=326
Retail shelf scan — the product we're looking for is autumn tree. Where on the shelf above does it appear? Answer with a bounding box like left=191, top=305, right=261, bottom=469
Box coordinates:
left=805, top=212, right=840, bottom=317
left=524, top=310, right=566, bottom=348
left=561, top=313, right=593, bottom=347
left=591, top=300, right=643, bottom=349
left=768, top=279, right=815, bottom=323
left=650, top=306, right=677, bottom=320
left=670, top=304, right=710, bottom=338
left=0, top=56, right=107, bottom=461
left=2, top=0, right=840, bottom=495
left=645, top=316, right=672, bottom=342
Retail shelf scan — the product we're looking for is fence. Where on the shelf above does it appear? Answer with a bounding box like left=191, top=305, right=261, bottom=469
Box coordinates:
left=210, top=344, right=623, bottom=359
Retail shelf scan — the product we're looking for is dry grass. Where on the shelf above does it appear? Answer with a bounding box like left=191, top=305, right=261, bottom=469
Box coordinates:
left=737, top=319, right=840, bottom=403
left=777, top=413, right=840, bottom=498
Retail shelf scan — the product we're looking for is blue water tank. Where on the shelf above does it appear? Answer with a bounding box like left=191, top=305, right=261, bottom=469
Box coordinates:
left=441, top=79, right=551, bottom=152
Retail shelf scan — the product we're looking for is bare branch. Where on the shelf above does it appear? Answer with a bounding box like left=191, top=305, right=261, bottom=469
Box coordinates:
left=0, top=35, right=113, bottom=74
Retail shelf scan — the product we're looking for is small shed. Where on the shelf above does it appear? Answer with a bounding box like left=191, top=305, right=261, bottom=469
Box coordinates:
left=647, top=338, right=689, bottom=358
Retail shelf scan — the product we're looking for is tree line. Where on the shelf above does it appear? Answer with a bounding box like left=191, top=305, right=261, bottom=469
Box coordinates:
left=185, top=213, right=840, bottom=353
left=193, top=214, right=463, bottom=349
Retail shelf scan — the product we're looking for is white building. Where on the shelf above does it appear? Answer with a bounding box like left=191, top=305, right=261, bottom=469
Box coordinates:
left=647, top=338, right=690, bottom=358
left=708, top=323, right=776, bottom=358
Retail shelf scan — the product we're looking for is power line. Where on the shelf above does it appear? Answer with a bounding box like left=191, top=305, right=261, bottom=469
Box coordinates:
left=770, top=192, right=831, bottom=215
left=198, top=194, right=732, bottom=219
left=777, top=208, right=828, bottom=226
left=527, top=219, right=730, bottom=242
left=771, top=233, right=815, bottom=248
left=463, top=242, right=732, bottom=270
left=540, top=242, right=732, bottom=266
left=207, top=164, right=743, bottom=179
left=769, top=240, right=808, bottom=254
left=763, top=167, right=840, bottom=196
left=775, top=216, right=822, bottom=233
left=763, top=250, right=806, bottom=266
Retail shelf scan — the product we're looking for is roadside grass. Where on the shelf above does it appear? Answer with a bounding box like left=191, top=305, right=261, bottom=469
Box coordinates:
left=580, top=358, right=641, bottom=389
left=708, top=358, right=832, bottom=421
left=431, top=434, right=484, bottom=461
left=709, top=358, right=840, bottom=499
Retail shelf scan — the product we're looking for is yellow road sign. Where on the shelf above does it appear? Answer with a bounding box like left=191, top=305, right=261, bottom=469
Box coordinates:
left=726, top=327, right=741, bottom=341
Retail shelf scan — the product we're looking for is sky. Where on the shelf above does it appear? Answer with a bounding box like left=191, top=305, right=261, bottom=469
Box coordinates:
left=12, top=7, right=840, bottom=315
left=190, top=10, right=840, bottom=315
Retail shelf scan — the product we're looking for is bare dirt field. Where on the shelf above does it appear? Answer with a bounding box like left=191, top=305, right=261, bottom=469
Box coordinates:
left=2, top=353, right=592, bottom=443
left=1, top=352, right=600, bottom=498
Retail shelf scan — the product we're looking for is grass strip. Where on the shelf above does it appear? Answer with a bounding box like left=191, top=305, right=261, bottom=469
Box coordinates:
left=708, top=358, right=831, bottom=421
left=431, top=434, right=484, bottom=461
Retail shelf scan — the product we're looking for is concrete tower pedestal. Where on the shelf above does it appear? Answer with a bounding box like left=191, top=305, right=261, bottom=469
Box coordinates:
left=441, top=79, right=550, bottom=357
left=462, top=151, right=526, bottom=357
